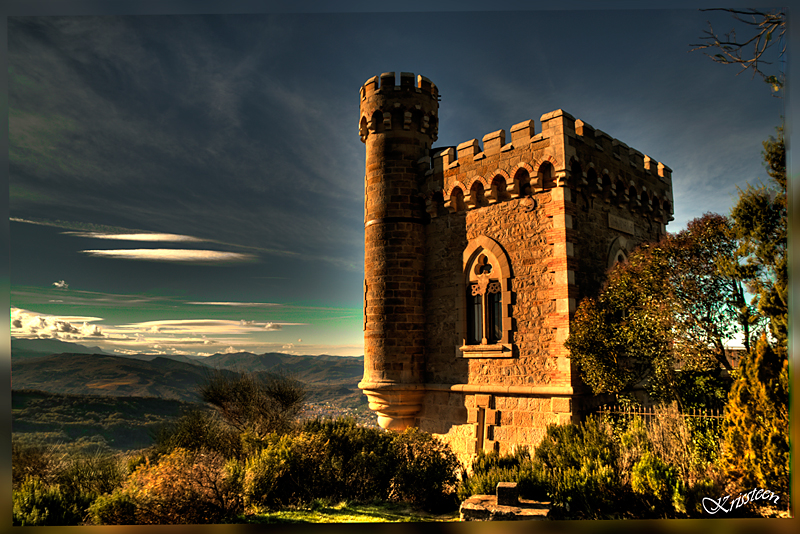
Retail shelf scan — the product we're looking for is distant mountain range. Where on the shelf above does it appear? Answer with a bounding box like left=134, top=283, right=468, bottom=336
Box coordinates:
left=11, top=338, right=116, bottom=360
left=11, top=338, right=366, bottom=407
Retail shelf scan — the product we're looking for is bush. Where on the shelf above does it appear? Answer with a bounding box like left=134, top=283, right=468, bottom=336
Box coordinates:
left=388, top=428, right=461, bottom=512
left=12, top=447, right=127, bottom=526
left=299, top=417, right=396, bottom=501
left=242, top=434, right=293, bottom=509
left=56, top=452, right=125, bottom=499
left=152, top=408, right=243, bottom=460
left=242, top=420, right=460, bottom=512
left=721, top=336, right=790, bottom=501
left=631, top=451, right=685, bottom=516
left=457, top=465, right=518, bottom=501
left=89, top=447, right=244, bottom=524
left=12, top=440, right=65, bottom=489
left=200, top=370, right=306, bottom=436
left=87, top=491, right=138, bottom=525
left=456, top=447, right=547, bottom=502
left=13, top=476, right=73, bottom=526
left=531, top=416, right=622, bottom=519
left=644, top=403, right=693, bottom=482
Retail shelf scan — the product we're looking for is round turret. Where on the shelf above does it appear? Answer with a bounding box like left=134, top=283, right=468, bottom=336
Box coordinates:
left=357, top=72, right=439, bottom=430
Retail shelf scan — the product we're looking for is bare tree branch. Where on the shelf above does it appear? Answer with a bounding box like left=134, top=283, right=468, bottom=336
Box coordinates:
left=689, top=8, right=785, bottom=94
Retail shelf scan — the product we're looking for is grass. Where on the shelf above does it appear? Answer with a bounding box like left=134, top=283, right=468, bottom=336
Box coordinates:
left=242, top=501, right=461, bottom=523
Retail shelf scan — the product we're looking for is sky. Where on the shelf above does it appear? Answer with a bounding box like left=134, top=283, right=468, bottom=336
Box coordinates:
left=3, top=1, right=789, bottom=358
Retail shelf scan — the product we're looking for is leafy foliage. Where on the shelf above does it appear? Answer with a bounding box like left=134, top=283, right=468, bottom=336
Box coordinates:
left=388, top=427, right=461, bottom=512
left=200, top=369, right=306, bottom=436
left=13, top=476, right=74, bottom=526
left=298, top=417, right=396, bottom=501
left=721, top=335, right=789, bottom=501
left=730, top=128, right=787, bottom=348
left=152, top=408, right=243, bottom=459
left=88, top=447, right=245, bottom=524
left=458, top=409, right=734, bottom=519
left=240, top=421, right=460, bottom=513
left=631, top=452, right=685, bottom=515
left=566, top=213, right=747, bottom=405
left=530, top=416, right=622, bottom=518
left=12, top=446, right=127, bottom=526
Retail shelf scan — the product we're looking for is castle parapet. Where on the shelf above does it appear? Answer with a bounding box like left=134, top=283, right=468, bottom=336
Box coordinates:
left=427, top=109, right=673, bottom=224
left=360, top=71, right=439, bottom=101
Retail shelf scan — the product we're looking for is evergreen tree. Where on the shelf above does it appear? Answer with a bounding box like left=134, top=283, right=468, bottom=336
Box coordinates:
left=719, top=127, right=789, bottom=508
left=721, top=334, right=789, bottom=501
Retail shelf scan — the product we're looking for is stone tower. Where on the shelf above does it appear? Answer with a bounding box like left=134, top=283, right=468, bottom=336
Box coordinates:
left=357, top=72, right=439, bottom=430
left=357, top=72, right=674, bottom=462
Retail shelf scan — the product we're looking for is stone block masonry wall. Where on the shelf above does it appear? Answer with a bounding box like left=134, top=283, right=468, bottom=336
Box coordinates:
left=358, top=72, right=440, bottom=431
left=415, top=107, right=672, bottom=462
left=418, top=390, right=576, bottom=463
left=567, top=119, right=673, bottom=301
left=357, top=72, right=673, bottom=460
left=423, top=211, right=469, bottom=385
left=463, top=197, right=562, bottom=385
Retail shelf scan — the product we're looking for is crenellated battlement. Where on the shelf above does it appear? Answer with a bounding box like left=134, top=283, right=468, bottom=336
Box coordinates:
left=426, top=109, right=673, bottom=224
left=358, top=72, right=677, bottom=442
left=359, top=72, right=439, bottom=144
left=360, top=71, right=439, bottom=100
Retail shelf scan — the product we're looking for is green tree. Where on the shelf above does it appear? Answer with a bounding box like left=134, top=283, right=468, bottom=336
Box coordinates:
left=719, top=128, right=788, bottom=505
left=729, top=128, right=787, bottom=349
left=565, top=213, right=747, bottom=407
left=721, top=335, right=789, bottom=501
left=199, top=370, right=306, bottom=437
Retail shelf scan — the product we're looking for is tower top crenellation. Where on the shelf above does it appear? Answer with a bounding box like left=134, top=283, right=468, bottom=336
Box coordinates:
left=360, top=72, right=439, bottom=101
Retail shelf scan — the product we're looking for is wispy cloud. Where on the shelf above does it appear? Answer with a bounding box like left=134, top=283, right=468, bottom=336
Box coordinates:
left=187, top=301, right=280, bottom=307
left=80, top=249, right=258, bottom=263
left=115, top=319, right=307, bottom=333
left=64, top=232, right=205, bottom=242
left=12, top=287, right=177, bottom=308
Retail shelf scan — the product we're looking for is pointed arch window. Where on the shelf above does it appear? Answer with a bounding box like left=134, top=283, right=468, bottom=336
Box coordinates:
left=460, top=236, right=513, bottom=358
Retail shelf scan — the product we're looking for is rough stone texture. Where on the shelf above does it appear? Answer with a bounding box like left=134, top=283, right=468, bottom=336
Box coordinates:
left=459, top=495, right=550, bottom=521
left=496, top=482, right=519, bottom=506
left=358, top=72, right=673, bottom=460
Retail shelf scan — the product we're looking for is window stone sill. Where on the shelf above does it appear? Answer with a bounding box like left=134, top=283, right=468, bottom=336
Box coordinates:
left=460, top=344, right=513, bottom=358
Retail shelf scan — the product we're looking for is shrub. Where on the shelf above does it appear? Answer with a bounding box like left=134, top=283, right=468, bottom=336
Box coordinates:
left=152, top=408, right=243, bottom=459
left=56, top=452, right=125, bottom=499
left=12, top=448, right=127, bottom=526
left=87, top=491, right=138, bottom=525
left=89, top=447, right=244, bottom=524
left=457, top=465, right=518, bottom=501
left=242, top=434, right=293, bottom=509
left=242, top=420, right=462, bottom=511
left=644, top=403, right=693, bottom=482
left=531, top=416, right=622, bottom=519
left=200, top=369, right=306, bottom=436
left=615, top=416, right=650, bottom=486
left=12, top=440, right=65, bottom=489
left=13, top=476, right=73, bottom=526
left=299, top=417, right=396, bottom=501
left=631, top=451, right=685, bottom=516
left=456, top=448, right=547, bottom=502
left=721, top=336, right=789, bottom=501
left=388, top=428, right=461, bottom=512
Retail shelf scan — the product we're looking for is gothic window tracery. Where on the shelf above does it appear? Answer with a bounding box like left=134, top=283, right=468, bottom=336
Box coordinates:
left=460, top=237, right=513, bottom=357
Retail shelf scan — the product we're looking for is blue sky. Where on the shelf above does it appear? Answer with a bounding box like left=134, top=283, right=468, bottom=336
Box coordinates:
left=3, top=2, right=788, bottom=357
